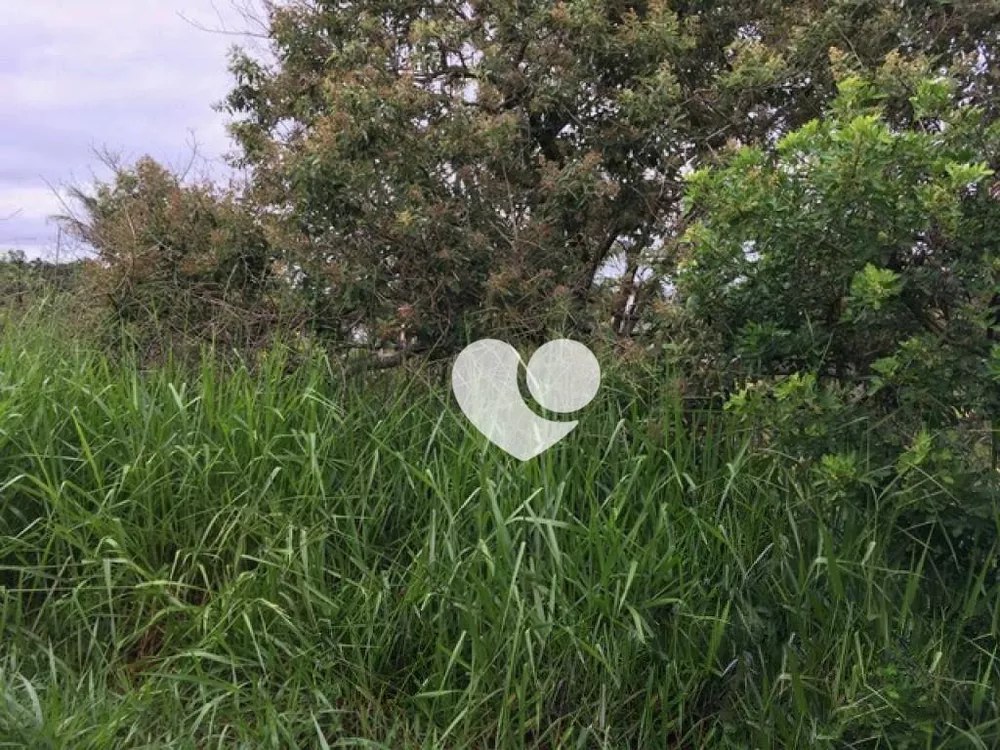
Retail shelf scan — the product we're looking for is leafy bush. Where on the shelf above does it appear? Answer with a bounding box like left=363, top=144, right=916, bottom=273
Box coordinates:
left=678, top=72, right=1000, bottom=572
left=58, top=157, right=282, bottom=365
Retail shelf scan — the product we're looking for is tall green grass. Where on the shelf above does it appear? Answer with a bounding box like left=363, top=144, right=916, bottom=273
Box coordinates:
left=0, top=328, right=998, bottom=748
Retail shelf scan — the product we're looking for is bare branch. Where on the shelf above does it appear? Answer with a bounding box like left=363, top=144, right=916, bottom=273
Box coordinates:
left=177, top=0, right=272, bottom=40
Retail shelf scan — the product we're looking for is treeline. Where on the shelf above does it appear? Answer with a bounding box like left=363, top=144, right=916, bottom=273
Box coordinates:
left=0, top=251, right=86, bottom=312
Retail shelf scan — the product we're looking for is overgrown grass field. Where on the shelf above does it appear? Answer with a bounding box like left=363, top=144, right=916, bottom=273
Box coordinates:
left=1, top=324, right=998, bottom=748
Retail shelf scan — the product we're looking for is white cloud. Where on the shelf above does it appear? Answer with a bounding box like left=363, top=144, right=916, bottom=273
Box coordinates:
left=0, top=186, right=63, bottom=220
left=0, top=0, right=263, bottom=258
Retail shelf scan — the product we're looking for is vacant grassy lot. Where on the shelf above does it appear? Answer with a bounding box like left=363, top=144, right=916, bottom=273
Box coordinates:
left=0, top=326, right=998, bottom=748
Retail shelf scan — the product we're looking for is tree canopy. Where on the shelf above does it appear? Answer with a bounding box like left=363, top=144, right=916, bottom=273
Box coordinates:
left=222, top=0, right=1000, bottom=352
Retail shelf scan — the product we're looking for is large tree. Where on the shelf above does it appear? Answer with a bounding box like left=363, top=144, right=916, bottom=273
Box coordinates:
left=222, top=0, right=1000, bottom=356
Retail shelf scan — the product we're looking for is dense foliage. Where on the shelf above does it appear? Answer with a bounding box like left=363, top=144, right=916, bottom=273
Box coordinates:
left=59, top=157, right=278, bottom=361
left=676, top=74, right=1000, bottom=562
left=4, top=1, right=999, bottom=746
left=222, top=0, right=1000, bottom=350
left=0, top=333, right=997, bottom=747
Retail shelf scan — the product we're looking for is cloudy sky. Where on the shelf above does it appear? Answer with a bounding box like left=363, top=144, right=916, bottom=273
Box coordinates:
left=1, top=1, right=266, bottom=260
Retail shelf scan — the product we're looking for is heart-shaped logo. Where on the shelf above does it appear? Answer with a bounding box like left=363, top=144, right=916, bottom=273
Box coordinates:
left=451, top=338, right=601, bottom=460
